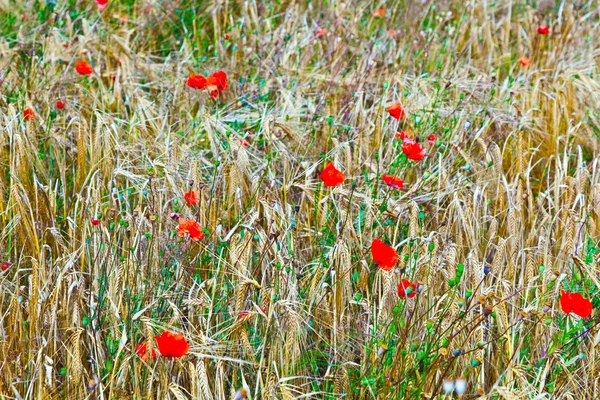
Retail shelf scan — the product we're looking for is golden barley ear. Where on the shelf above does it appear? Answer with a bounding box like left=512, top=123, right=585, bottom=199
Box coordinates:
left=196, top=358, right=214, bottom=400
left=334, top=365, right=349, bottom=395
left=169, top=382, right=188, bottom=400
left=67, top=328, right=85, bottom=390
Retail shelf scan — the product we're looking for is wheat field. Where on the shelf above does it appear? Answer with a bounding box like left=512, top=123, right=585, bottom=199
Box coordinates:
left=1, top=0, right=600, bottom=398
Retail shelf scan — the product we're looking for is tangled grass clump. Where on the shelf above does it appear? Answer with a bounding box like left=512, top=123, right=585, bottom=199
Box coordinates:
left=1, top=0, right=600, bottom=398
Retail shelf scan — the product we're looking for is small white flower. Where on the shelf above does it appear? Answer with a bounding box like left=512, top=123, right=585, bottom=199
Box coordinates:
left=455, top=377, right=467, bottom=395
left=442, top=379, right=455, bottom=394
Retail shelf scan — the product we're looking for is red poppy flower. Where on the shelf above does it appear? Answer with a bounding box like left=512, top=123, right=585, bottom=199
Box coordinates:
left=519, top=58, right=531, bottom=67
left=537, top=25, right=550, bottom=35
left=387, top=103, right=405, bottom=120
left=135, top=342, right=157, bottom=361
left=319, top=163, right=345, bottom=187
left=155, top=331, right=189, bottom=358
left=177, top=218, right=205, bottom=241
left=560, top=291, right=592, bottom=318
left=184, top=190, right=199, bottom=206
left=187, top=73, right=207, bottom=89
left=96, top=0, right=108, bottom=11
left=395, top=130, right=410, bottom=140
left=23, top=108, right=35, bottom=121
left=398, top=279, right=417, bottom=298
left=56, top=100, right=65, bottom=109
left=1, top=262, right=11, bottom=271
left=75, top=61, right=93, bottom=75
left=388, top=30, right=396, bottom=38
left=239, top=138, right=250, bottom=147
left=206, top=71, right=229, bottom=100
left=208, top=71, right=229, bottom=91
left=381, top=175, right=404, bottom=190
left=373, top=9, right=386, bottom=17
left=402, top=138, right=426, bottom=161
left=371, top=239, right=398, bottom=271
left=91, top=218, right=101, bottom=226
left=315, top=28, right=327, bottom=36
left=427, top=134, right=437, bottom=145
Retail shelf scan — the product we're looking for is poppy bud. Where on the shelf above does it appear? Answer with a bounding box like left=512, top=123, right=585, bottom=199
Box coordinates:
left=88, top=375, right=100, bottom=390
left=543, top=303, right=551, bottom=313
left=377, top=343, right=388, bottom=358
left=483, top=304, right=493, bottom=316
left=234, top=388, right=248, bottom=400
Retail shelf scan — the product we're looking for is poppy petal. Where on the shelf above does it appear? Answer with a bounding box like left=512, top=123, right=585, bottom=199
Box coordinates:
left=560, top=290, right=572, bottom=314
left=187, top=74, right=207, bottom=89
left=371, top=239, right=398, bottom=271
left=570, top=292, right=593, bottom=318
left=381, top=175, right=404, bottom=190
left=184, top=190, right=199, bottom=206
left=387, top=103, right=405, bottom=120
left=319, top=163, right=345, bottom=187
left=75, top=61, right=93, bottom=75
left=155, top=331, right=189, bottom=358
left=402, top=138, right=426, bottom=161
